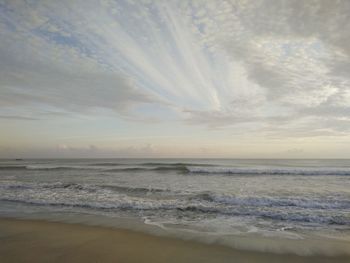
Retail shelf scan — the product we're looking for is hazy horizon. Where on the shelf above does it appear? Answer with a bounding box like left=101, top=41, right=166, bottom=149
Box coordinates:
left=1, top=0, right=350, bottom=159
left=2, top=157, right=350, bottom=160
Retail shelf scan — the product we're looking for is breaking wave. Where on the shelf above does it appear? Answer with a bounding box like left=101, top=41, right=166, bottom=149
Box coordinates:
left=140, top=162, right=214, bottom=167
left=0, top=181, right=168, bottom=195
left=193, top=192, right=350, bottom=210
left=187, top=167, right=350, bottom=176
left=1, top=181, right=350, bottom=226
left=3, top=163, right=350, bottom=176
left=1, top=197, right=349, bottom=226
left=104, top=166, right=189, bottom=173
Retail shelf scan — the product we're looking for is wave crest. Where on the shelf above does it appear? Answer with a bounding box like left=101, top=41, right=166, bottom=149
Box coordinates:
left=187, top=167, right=350, bottom=176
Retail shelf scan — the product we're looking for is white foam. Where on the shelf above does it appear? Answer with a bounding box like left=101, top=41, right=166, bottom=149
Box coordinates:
left=187, top=166, right=350, bottom=175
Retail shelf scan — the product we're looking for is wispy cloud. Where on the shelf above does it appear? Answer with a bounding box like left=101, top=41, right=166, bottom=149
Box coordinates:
left=0, top=115, right=39, bottom=120
left=1, top=0, right=350, bottom=157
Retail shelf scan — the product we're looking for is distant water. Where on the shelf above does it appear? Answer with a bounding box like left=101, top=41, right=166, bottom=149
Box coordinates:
left=1, top=159, right=350, bottom=254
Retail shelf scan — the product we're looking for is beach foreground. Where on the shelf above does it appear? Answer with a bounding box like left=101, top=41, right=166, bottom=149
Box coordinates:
left=0, top=218, right=349, bottom=263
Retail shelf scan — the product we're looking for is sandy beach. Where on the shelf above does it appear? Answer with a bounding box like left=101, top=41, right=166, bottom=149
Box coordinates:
left=0, top=218, right=349, bottom=263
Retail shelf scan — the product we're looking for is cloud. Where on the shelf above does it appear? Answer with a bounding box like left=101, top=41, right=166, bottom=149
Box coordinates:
left=0, top=115, right=39, bottom=120
left=53, top=143, right=156, bottom=158
left=184, top=109, right=259, bottom=129
left=180, top=0, right=350, bottom=135
left=0, top=0, right=164, bottom=119
left=0, top=67, right=157, bottom=115
left=1, top=0, right=350, bottom=139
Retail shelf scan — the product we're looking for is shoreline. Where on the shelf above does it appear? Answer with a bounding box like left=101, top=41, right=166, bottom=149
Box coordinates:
left=1, top=217, right=350, bottom=263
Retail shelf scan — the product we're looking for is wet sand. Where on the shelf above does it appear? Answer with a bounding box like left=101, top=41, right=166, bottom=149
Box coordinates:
left=0, top=218, right=349, bottom=263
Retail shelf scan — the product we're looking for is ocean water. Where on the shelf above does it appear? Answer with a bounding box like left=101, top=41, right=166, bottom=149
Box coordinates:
left=1, top=158, right=350, bottom=254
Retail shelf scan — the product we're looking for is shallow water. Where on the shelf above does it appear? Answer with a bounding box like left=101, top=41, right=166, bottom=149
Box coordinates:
left=1, top=158, right=350, bottom=254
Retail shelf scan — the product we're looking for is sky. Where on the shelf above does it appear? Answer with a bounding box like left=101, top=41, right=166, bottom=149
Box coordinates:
left=1, top=0, right=350, bottom=158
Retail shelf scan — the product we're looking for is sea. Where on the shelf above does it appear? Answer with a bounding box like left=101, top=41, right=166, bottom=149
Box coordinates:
left=1, top=158, right=350, bottom=255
